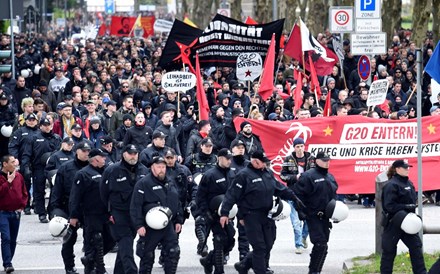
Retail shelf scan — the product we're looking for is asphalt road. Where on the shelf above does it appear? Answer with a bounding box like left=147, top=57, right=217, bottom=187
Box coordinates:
left=10, top=201, right=440, bottom=273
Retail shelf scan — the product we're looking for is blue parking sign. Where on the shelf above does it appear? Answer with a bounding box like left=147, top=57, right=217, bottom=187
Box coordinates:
left=105, top=0, right=115, bottom=14
left=360, top=0, right=375, bottom=11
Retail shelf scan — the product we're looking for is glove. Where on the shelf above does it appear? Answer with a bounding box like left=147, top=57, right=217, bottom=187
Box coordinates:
left=404, top=204, right=417, bottom=211
left=24, top=167, right=32, bottom=182
left=293, top=196, right=306, bottom=211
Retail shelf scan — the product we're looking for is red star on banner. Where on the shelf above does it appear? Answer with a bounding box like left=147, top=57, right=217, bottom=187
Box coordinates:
left=173, top=38, right=198, bottom=72
left=245, top=70, right=252, bottom=77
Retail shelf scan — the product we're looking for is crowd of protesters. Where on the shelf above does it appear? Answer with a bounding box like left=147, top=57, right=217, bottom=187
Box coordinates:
left=0, top=13, right=438, bottom=273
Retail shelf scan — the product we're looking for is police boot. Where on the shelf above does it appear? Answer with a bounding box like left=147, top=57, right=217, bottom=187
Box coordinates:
left=213, top=248, right=224, bottom=274
left=93, top=234, right=107, bottom=274
left=200, top=252, right=213, bottom=274
left=65, top=267, right=79, bottom=274
left=234, top=254, right=252, bottom=274
left=81, top=256, right=95, bottom=274
left=266, top=267, right=274, bottom=274
left=309, top=243, right=327, bottom=274
left=164, top=247, right=180, bottom=274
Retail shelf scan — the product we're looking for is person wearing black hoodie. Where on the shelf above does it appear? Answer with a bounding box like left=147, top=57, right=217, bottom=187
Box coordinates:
left=155, top=110, right=182, bottom=160
left=123, top=112, right=152, bottom=152
left=12, top=76, right=32, bottom=115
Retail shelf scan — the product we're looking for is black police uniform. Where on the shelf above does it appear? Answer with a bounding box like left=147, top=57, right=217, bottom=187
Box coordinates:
left=8, top=123, right=38, bottom=211
left=45, top=149, right=75, bottom=183
left=293, top=164, right=338, bottom=274
left=139, top=144, right=168, bottom=168
left=184, top=152, right=217, bottom=175
left=69, top=163, right=115, bottom=274
left=101, top=158, right=148, bottom=274
left=184, top=151, right=217, bottom=255
left=166, top=162, right=196, bottom=223
left=221, top=163, right=302, bottom=274
left=49, top=156, right=88, bottom=273
left=380, top=173, right=426, bottom=274
left=21, top=130, right=62, bottom=219
left=197, top=163, right=236, bottom=274
left=130, top=170, right=183, bottom=274
left=230, top=154, right=250, bottom=260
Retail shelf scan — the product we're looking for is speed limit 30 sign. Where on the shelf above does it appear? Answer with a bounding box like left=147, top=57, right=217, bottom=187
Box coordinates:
left=329, top=7, right=354, bottom=33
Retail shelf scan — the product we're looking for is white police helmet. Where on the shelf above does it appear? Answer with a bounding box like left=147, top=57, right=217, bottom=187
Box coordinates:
left=49, top=216, right=69, bottom=237
left=400, top=212, right=422, bottom=234
left=20, top=69, right=31, bottom=78
left=0, top=125, right=13, bottom=137
left=145, top=206, right=172, bottom=230
left=326, top=199, right=349, bottom=222
left=193, top=173, right=203, bottom=185
left=218, top=203, right=238, bottom=218
left=271, top=197, right=291, bottom=221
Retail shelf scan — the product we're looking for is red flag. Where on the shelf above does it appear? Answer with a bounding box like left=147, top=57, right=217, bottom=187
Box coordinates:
left=293, top=68, right=299, bottom=80
left=294, top=73, right=303, bottom=114
left=258, top=34, right=276, bottom=101
left=195, top=52, right=210, bottom=120
left=378, top=99, right=391, bottom=115
left=284, top=23, right=338, bottom=76
left=308, top=54, right=322, bottom=98
left=285, top=81, right=291, bottom=96
left=323, top=89, right=332, bottom=116
left=245, top=16, right=258, bottom=25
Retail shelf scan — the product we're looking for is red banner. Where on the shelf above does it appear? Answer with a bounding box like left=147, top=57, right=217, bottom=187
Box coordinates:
left=234, top=116, right=440, bottom=194
left=109, top=16, right=155, bottom=37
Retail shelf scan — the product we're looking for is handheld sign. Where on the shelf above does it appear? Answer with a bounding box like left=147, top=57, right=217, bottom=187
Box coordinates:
left=162, top=71, right=196, bottom=93
left=154, top=19, right=174, bottom=33
left=358, top=55, right=371, bottom=81
left=366, top=79, right=389, bottom=107
left=236, top=53, right=262, bottom=81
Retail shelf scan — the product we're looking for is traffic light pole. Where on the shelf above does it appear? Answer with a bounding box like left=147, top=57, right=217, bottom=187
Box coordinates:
left=9, top=0, right=15, bottom=78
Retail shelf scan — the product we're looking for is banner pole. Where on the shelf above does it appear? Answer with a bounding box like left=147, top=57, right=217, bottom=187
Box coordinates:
left=405, top=86, right=417, bottom=106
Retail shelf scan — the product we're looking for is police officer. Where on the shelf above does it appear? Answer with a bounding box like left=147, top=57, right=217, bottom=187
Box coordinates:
left=380, top=160, right=426, bottom=274
left=164, top=148, right=196, bottom=223
left=69, top=148, right=115, bottom=274
left=130, top=155, right=183, bottom=274
left=230, top=139, right=250, bottom=261
left=220, top=151, right=304, bottom=274
left=184, top=137, right=217, bottom=256
left=293, top=152, right=338, bottom=274
left=101, top=144, right=148, bottom=274
left=48, top=141, right=91, bottom=274
left=100, top=135, right=119, bottom=165
left=22, top=117, right=62, bottom=223
left=184, top=137, right=217, bottom=174
left=197, top=148, right=236, bottom=274
left=45, top=137, right=75, bottom=186
left=139, top=130, right=168, bottom=168
left=280, top=137, right=315, bottom=254
left=8, top=112, right=39, bottom=215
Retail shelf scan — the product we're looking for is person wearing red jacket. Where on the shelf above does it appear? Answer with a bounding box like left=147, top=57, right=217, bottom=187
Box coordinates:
left=0, top=155, right=28, bottom=273
left=53, top=104, right=83, bottom=138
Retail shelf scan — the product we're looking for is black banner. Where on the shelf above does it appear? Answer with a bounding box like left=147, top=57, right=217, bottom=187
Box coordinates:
left=158, top=19, right=203, bottom=71
left=193, top=14, right=285, bottom=67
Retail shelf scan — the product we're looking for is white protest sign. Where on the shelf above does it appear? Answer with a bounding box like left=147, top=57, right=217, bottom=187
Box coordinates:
left=236, top=53, right=262, bottom=81
left=154, top=19, right=174, bottom=33
left=162, top=71, right=196, bottom=92
left=430, top=79, right=440, bottom=104
left=367, top=79, right=389, bottom=107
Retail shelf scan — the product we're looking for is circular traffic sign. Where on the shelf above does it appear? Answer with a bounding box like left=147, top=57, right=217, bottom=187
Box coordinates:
left=358, top=55, right=371, bottom=81
left=334, top=10, right=350, bottom=26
